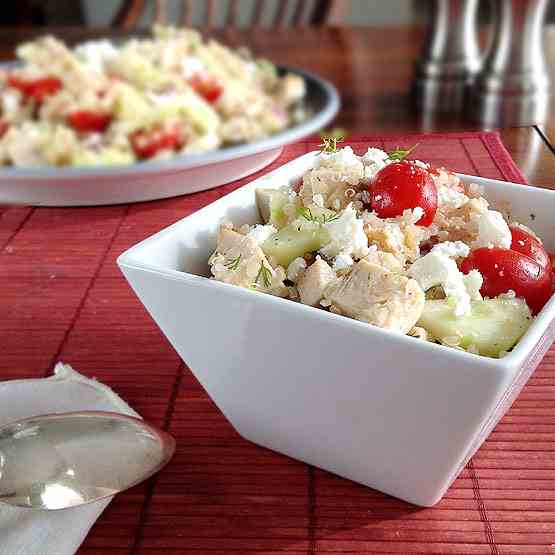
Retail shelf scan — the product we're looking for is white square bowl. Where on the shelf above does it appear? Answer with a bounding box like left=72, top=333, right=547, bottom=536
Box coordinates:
left=117, top=152, right=555, bottom=506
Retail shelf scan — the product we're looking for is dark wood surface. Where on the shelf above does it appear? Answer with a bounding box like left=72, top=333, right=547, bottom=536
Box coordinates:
left=0, top=25, right=553, bottom=186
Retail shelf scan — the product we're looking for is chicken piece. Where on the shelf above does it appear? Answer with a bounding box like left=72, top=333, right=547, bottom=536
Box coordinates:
left=255, top=189, right=272, bottom=223
left=299, top=148, right=364, bottom=211
left=433, top=196, right=489, bottom=244
left=363, top=250, right=403, bottom=273
left=297, top=258, right=337, bottom=307
left=409, top=326, right=435, bottom=342
left=323, top=259, right=425, bottom=334
left=300, top=172, right=360, bottom=212
left=209, top=227, right=285, bottom=292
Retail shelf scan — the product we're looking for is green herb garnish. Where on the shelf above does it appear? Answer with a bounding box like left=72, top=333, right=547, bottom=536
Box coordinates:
left=387, top=143, right=419, bottom=162
left=321, top=212, right=340, bottom=224
left=318, top=136, right=344, bottom=154
left=298, top=206, right=316, bottom=222
left=320, top=127, right=347, bottom=140
left=254, top=261, right=272, bottom=288
left=298, top=207, right=339, bottom=225
left=225, top=254, right=242, bottom=271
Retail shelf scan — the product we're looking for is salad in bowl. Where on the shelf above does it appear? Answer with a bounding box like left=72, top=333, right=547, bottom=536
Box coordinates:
left=207, top=142, right=553, bottom=358
left=0, top=26, right=306, bottom=168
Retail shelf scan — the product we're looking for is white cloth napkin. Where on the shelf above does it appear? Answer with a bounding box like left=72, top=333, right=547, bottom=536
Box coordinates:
left=0, top=363, right=138, bottom=555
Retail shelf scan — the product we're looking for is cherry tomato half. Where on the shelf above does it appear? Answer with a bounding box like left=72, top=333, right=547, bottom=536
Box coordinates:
left=130, top=123, right=184, bottom=159
left=67, top=110, right=112, bottom=133
left=188, top=73, right=223, bottom=103
left=510, top=224, right=552, bottom=275
left=370, top=161, right=438, bottom=227
left=0, top=120, right=9, bottom=139
left=460, top=248, right=552, bottom=314
left=8, top=74, right=62, bottom=102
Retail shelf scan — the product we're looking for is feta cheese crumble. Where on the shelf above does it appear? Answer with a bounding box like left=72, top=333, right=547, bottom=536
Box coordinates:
left=333, top=253, right=354, bottom=272
left=315, top=146, right=363, bottom=174
left=431, top=241, right=470, bottom=259
left=414, top=160, right=430, bottom=170
left=320, top=203, right=369, bottom=259
left=408, top=241, right=480, bottom=316
left=472, top=210, right=512, bottom=249
left=312, top=193, right=324, bottom=207
left=286, top=257, right=307, bottom=282
left=437, top=184, right=469, bottom=210
left=362, top=147, right=389, bottom=165
left=462, top=270, right=483, bottom=300
left=362, top=147, right=389, bottom=178
left=411, top=206, right=425, bottom=224
left=248, top=224, right=277, bottom=244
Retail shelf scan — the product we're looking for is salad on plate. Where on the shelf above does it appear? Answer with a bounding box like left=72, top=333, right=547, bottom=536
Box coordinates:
left=208, top=142, right=553, bottom=358
left=0, top=26, right=306, bottom=167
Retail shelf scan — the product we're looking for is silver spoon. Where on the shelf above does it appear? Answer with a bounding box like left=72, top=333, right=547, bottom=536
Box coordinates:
left=0, top=411, right=175, bottom=510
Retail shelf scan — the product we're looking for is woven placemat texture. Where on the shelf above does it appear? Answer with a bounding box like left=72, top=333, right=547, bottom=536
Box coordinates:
left=1, top=132, right=552, bottom=555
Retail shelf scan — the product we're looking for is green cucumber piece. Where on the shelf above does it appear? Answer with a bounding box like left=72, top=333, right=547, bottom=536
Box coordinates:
left=417, top=297, right=533, bottom=357
left=255, top=188, right=290, bottom=228
left=262, top=221, right=330, bottom=267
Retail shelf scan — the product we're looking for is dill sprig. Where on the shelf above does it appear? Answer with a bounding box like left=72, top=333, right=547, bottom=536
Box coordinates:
left=225, top=254, right=242, bottom=271
left=320, top=127, right=347, bottom=140
left=321, top=212, right=340, bottom=224
left=387, top=143, right=419, bottom=162
left=254, top=261, right=272, bottom=288
left=298, top=206, right=316, bottom=222
left=298, top=207, right=339, bottom=225
left=318, top=136, right=344, bottom=154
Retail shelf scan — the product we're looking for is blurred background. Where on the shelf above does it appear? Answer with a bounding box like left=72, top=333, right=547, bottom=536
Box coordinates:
left=4, top=0, right=555, bottom=27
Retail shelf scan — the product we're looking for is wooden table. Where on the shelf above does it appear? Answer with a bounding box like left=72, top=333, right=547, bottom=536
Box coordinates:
left=1, top=25, right=554, bottom=186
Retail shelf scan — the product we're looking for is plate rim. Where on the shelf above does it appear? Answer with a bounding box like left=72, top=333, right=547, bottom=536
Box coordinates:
left=0, top=63, right=340, bottom=179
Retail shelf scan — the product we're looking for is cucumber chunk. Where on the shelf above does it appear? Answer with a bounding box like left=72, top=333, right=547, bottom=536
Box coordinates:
left=255, top=188, right=290, bottom=228
left=262, top=221, right=330, bottom=267
left=417, top=297, right=533, bottom=357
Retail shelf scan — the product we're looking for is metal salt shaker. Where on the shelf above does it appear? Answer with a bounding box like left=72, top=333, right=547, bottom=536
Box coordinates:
left=468, top=0, right=550, bottom=126
left=413, top=0, right=482, bottom=112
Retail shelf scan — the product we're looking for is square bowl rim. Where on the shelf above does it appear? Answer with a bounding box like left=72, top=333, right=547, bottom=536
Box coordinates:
left=117, top=151, right=555, bottom=370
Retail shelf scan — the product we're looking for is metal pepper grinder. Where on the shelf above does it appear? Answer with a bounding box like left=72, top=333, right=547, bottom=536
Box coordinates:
left=467, top=0, right=550, bottom=126
left=413, top=0, right=482, bottom=112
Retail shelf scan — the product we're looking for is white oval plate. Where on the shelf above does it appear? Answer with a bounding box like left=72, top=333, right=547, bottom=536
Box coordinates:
left=0, top=66, right=339, bottom=206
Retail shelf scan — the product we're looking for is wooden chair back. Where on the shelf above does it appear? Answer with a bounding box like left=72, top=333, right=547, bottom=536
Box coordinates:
left=114, top=0, right=346, bottom=30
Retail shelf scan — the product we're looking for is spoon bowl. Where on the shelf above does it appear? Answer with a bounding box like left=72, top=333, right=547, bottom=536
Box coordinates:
left=0, top=411, right=175, bottom=510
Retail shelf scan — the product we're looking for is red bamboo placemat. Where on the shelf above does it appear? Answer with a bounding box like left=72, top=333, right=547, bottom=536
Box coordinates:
left=1, top=131, right=553, bottom=555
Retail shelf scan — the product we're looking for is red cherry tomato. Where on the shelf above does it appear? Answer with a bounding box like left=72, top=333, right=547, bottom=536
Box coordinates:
left=188, top=73, right=223, bottom=103
left=8, top=74, right=62, bottom=102
left=67, top=110, right=112, bottom=133
left=0, top=120, right=9, bottom=138
left=460, top=248, right=552, bottom=314
left=130, top=123, right=184, bottom=159
left=510, top=225, right=552, bottom=275
left=370, top=161, right=438, bottom=226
